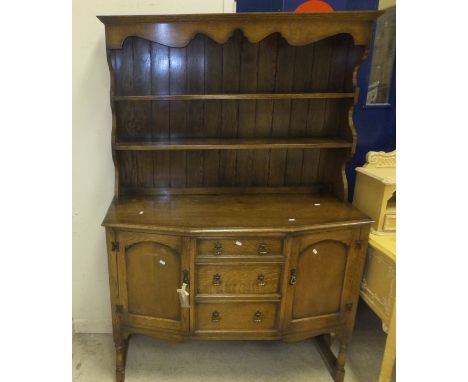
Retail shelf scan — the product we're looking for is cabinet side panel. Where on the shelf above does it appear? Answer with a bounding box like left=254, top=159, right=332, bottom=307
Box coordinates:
left=112, top=40, right=136, bottom=191
left=105, top=228, right=122, bottom=343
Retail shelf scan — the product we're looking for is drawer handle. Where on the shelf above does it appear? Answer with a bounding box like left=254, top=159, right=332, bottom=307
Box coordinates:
left=253, top=311, right=263, bottom=323
left=258, top=242, right=269, bottom=256
left=256, top=274, right=266, bottom=286
left=214, top=242, right=223, bottom=256
left=211, top=311, right=221, bottom=322
left=289, top=268, right=297, bottom=285
left=212, top=273, right=222, bottom=286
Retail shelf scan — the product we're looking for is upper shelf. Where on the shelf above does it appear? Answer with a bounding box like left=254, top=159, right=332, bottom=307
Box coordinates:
left=114, top=137, right=353, bottom=151
left=113, top=93, right=355, bottom=102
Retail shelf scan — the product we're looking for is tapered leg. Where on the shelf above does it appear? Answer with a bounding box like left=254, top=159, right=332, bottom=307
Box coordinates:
left=115, top=339, right=128, bottom=382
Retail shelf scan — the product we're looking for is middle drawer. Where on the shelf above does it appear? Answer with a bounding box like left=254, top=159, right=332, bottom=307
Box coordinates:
left=196, top=264, right=282, bottom=295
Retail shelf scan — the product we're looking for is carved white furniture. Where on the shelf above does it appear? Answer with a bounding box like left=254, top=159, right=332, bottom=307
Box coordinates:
left=353, top=151, right=396, bottom=382
left=353, top=151, right=396, bottom=235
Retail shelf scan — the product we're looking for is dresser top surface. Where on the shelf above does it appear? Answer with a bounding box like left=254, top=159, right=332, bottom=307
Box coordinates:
left=102, top=194, right=372, bottom=234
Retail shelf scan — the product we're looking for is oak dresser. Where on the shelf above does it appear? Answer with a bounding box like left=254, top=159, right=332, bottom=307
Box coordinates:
left=98, top=12, right=380, bottom=382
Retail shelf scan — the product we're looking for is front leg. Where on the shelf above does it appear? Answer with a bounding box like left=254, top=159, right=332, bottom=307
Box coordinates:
left=115, top=338, right=128, bottom=382
left=315, top=335, right=347, bottom=382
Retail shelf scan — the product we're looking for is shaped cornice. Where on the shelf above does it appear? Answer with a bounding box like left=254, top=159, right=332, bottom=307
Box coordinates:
left=98, top=12, right=382, bottom=49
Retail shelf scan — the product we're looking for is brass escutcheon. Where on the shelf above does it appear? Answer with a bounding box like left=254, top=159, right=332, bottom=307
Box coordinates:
left=212, top=273, right=222, bottom=286
left=253, top=310, right=263, bottom=323
left=257, top=274, right=266, bottom=286
left=258, top=242, right=269, bottom=256
left=214, top=242, right=223, bottom=256
left=211, top=310, right=221, bottom=322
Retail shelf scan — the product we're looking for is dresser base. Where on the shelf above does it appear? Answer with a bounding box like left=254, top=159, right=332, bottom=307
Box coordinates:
left=103, top=194, right=371, bottom=382
left=112, top=331, right=352, bottom=382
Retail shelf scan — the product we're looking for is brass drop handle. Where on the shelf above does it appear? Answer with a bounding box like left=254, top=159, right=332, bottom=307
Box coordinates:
left=256, top=274, right=266, bottom=286
left=253, top=311, right=263, bottom=323
left=289, top=268, right=297, bottom=285
left=211, top=310, right=221, bottom=322
left=258, top=242, right=269, bottom=256
left=212, top=273, right=222, bottom=286
left=214, top=242, right=223, bottom=256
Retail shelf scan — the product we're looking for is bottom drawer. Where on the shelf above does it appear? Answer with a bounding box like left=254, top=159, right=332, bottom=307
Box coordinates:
left=196, top=302, right=278, bottom=331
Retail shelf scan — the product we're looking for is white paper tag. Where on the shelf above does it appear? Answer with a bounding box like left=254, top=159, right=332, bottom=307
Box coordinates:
left=314, top=203, right=321, bottom=206
left=159, top=260, right=166, bottom=266
left=288, top=218, right=296, bottom=222
left=235, top=241, right=243, bottom=246
left=312, top=249, right=318, bottom=255
left=177, top=283, right=190, bottom=308
left=139, top=210, right=144, bottom=215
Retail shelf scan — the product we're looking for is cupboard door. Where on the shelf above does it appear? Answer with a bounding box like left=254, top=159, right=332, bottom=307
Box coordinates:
left=116, top=231, right=189, bottom=332
left=283, top=229, right=360, bottom=334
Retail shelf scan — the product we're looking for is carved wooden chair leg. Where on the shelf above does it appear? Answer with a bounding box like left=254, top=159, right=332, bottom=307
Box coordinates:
left=115, top=339, right=128, bottom=382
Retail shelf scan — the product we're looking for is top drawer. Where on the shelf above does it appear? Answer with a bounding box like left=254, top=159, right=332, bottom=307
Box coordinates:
left=197, top=238, right=283, bottom=257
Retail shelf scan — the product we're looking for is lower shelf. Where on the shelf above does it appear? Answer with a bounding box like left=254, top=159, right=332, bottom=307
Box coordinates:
left=114, top=137, right=353, bottom=151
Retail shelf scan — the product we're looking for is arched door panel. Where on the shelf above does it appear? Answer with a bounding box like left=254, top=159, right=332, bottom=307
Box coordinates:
left=292, top=241, right=348, bottom=319
left=116, top=231, right=189, bottom=332
left=126, top=241, right=181, bottom=319
left=283, top=229, right=360, bottom=334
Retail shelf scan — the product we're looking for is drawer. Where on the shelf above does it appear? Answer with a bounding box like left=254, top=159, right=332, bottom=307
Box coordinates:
left=196, top=302, right=278, bottom=331
left=197, top=238, right=282, bottom=257
left=196, top=264, right=281, bottom=295
left=383, top=213, right=396, bottom=232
